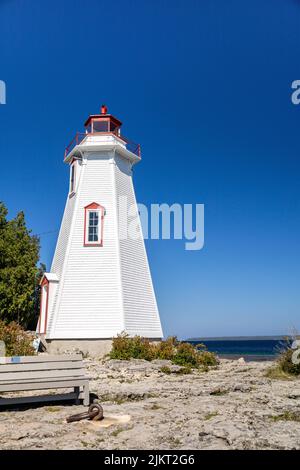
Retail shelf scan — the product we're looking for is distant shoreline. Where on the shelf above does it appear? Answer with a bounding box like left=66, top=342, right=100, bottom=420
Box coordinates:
left=186, top=337, right=285, bottom=361
left=186, top=335, right=289, bottom=341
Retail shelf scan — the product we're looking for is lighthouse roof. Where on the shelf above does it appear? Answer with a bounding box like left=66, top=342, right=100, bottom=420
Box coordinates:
left=40, top=272, right=59, bottom=285
left=64, top=105, right=141, bottom=161
left=84, top=113, right=122, bottom=129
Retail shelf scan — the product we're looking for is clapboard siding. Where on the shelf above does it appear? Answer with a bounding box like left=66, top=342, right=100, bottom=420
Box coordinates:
left=115, top=156, right=163, bottom=338
left=47, top=162, right=83, bottom=334
left=51, top=161, right=80, bottom=277
left=49, top=153, right=124, bottom=339
left=46, top=147, right=162, bottom=340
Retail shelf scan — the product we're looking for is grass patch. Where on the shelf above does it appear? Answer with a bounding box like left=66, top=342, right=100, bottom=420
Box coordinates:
left=270, top=411, right=300, bottom=422
left=266, top=338, right=300, bottom=379
left=168, top=436, right=182, bottom=447
left=204, top=411, right=219, bottom=420
left=210, top=388, right=228, bottom=396
left=110, top=333, right=218, bottom=369
left=160, top=366, right=172, bottom=374
left=100, top=392, right=157, bottom=404
left=265, top=366, right=293, bottom=381
left=277, top=347, right=300, bottom=376
left=175, top=366, right=192, bottom=375
left=150, top=403, right=163, bottom=410
left=45, top=406, right=61, bottom=412
left=80, top=440, right=89, bottom=448
left=160, top=365, right=192, bottom=375
left=114, top=398, right=127, bottom=405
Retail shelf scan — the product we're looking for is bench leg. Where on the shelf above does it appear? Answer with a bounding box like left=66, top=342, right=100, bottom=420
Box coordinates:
left=74, top=386, right=80, bottom=405
left=83, top=383, right=90, bottom=406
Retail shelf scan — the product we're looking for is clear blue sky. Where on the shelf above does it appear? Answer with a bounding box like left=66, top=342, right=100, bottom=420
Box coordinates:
left=0, top=0, right=299, bottom=338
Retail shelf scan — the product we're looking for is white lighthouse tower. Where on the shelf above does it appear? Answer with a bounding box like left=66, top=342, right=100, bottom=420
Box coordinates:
left=37, top=105, right=163, bottom=355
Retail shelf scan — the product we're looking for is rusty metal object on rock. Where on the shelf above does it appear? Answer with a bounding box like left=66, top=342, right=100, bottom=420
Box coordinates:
left=66, top=403, right=104, bottom=423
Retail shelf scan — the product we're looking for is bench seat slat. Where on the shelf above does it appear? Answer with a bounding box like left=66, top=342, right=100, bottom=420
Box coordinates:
left=0, top=361, right=84, bottom=373
left=0, top=368, right=86, bottom=381
left=0, top=375, right=87, bottom=385
left=0, top=354, right=90, bottom=406
left=0, top=378, right=88, bottom=393
left=1, top=354, right=82, bottom=364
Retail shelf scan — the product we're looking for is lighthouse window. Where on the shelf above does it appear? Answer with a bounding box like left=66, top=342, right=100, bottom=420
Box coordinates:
left=88, top=211, right=99, bottom=242
left=70, top=163, right=76, bottom=194
left=84, top=203, right=104, bottom=246
left=92, top=119, right=109, bottom=133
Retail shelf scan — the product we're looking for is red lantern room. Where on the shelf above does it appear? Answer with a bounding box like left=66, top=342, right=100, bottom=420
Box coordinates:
left=84, top=104, right=122, bottom=136
left=64, top=104, right=141, bottom=161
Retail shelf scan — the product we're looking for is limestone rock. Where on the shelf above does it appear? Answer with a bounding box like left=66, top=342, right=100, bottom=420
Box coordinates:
left=0, top=358, right=299, bottom=449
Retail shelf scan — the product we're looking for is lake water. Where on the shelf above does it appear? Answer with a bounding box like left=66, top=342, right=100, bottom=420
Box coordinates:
left=187, top=339, right=290, bottom=361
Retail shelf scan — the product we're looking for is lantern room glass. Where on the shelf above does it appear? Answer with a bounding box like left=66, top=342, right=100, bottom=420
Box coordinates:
left=88, top=118, right=120, bottom=135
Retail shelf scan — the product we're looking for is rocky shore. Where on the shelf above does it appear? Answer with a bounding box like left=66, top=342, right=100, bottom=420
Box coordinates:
left=0, top=358, right=300, bottom=450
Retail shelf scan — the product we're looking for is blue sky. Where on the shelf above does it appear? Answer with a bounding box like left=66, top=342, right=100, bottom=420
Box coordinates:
left=0, top=0, right=300, bottom=338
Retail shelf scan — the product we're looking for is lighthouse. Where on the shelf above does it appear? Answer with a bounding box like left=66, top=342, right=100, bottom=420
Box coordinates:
left=37, top=106, right=163, bottom=355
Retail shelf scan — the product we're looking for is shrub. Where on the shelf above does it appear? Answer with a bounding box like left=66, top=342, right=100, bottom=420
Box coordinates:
left=172, top=342, right=200, bottom=367
left=0, top=320, right=35, bottom=356
left=110, top=332, right=155, bottom=361
left=197, top=350, right=218, bottom=367
left=278, top=347, right=300, bottom=376
left=129, top=335, right=156, bottom=361
left=265, top=337, right=300, bottom=379
left=109, top=332, right=133, bottom=360
left=110, top=333, right=218, bottom=369
left=155, top=336, right=178, bottom=360
left=172, top=342, right=218, bottom=368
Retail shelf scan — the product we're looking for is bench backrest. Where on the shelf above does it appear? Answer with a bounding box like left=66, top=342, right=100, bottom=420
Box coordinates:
left=0, top=354, right=85, bottom=382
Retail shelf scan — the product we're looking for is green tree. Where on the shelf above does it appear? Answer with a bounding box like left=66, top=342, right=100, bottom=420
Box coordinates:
left=0, top=201, right=43, bottom=328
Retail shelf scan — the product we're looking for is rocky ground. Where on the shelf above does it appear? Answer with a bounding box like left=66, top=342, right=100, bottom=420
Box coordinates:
left=0, top=358, right=300, bottom=450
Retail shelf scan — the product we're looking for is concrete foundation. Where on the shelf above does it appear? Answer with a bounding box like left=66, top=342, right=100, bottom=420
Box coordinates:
left=45, top=339, right=113, bottom=358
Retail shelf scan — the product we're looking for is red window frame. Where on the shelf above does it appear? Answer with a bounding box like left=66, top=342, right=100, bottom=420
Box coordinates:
left=84, top=202, right=105, bottom=247
left=69, top=159, right=76, bottom=195
left=38, top=276, right=49, bottom=335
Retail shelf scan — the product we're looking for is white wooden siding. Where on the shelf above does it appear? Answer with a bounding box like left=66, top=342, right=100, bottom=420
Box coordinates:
left=46, top=148, right=162, bottom=340
left=115, top=156, right=163, bottom=338
left=49, top=153, right=124, bottom=338
left=47, top=162, right=80, bottom=333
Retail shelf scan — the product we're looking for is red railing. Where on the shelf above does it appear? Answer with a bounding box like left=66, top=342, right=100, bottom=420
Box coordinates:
left=64, top=132, right=141, bottom=159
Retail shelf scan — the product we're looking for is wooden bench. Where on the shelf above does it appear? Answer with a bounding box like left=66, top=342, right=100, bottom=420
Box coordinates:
left=0, top=354, right=90, bottom=407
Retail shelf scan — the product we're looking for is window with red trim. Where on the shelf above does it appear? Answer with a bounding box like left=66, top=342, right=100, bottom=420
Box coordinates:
left=84, top=203, right=104, bottom=246
left=69, top=161, right=76, bottom=194
left=38, top=277, right=49, bottom=335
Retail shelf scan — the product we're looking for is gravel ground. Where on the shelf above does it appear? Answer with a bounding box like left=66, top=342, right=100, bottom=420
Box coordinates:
left=0, top=357, right=300, bottom=450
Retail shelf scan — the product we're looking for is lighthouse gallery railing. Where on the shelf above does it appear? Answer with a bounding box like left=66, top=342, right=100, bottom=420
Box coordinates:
left=64, top=132, right=141, bottom=159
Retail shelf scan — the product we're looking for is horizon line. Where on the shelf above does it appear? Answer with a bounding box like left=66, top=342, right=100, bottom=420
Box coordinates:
left=185, top=335, right=294, bottom=341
